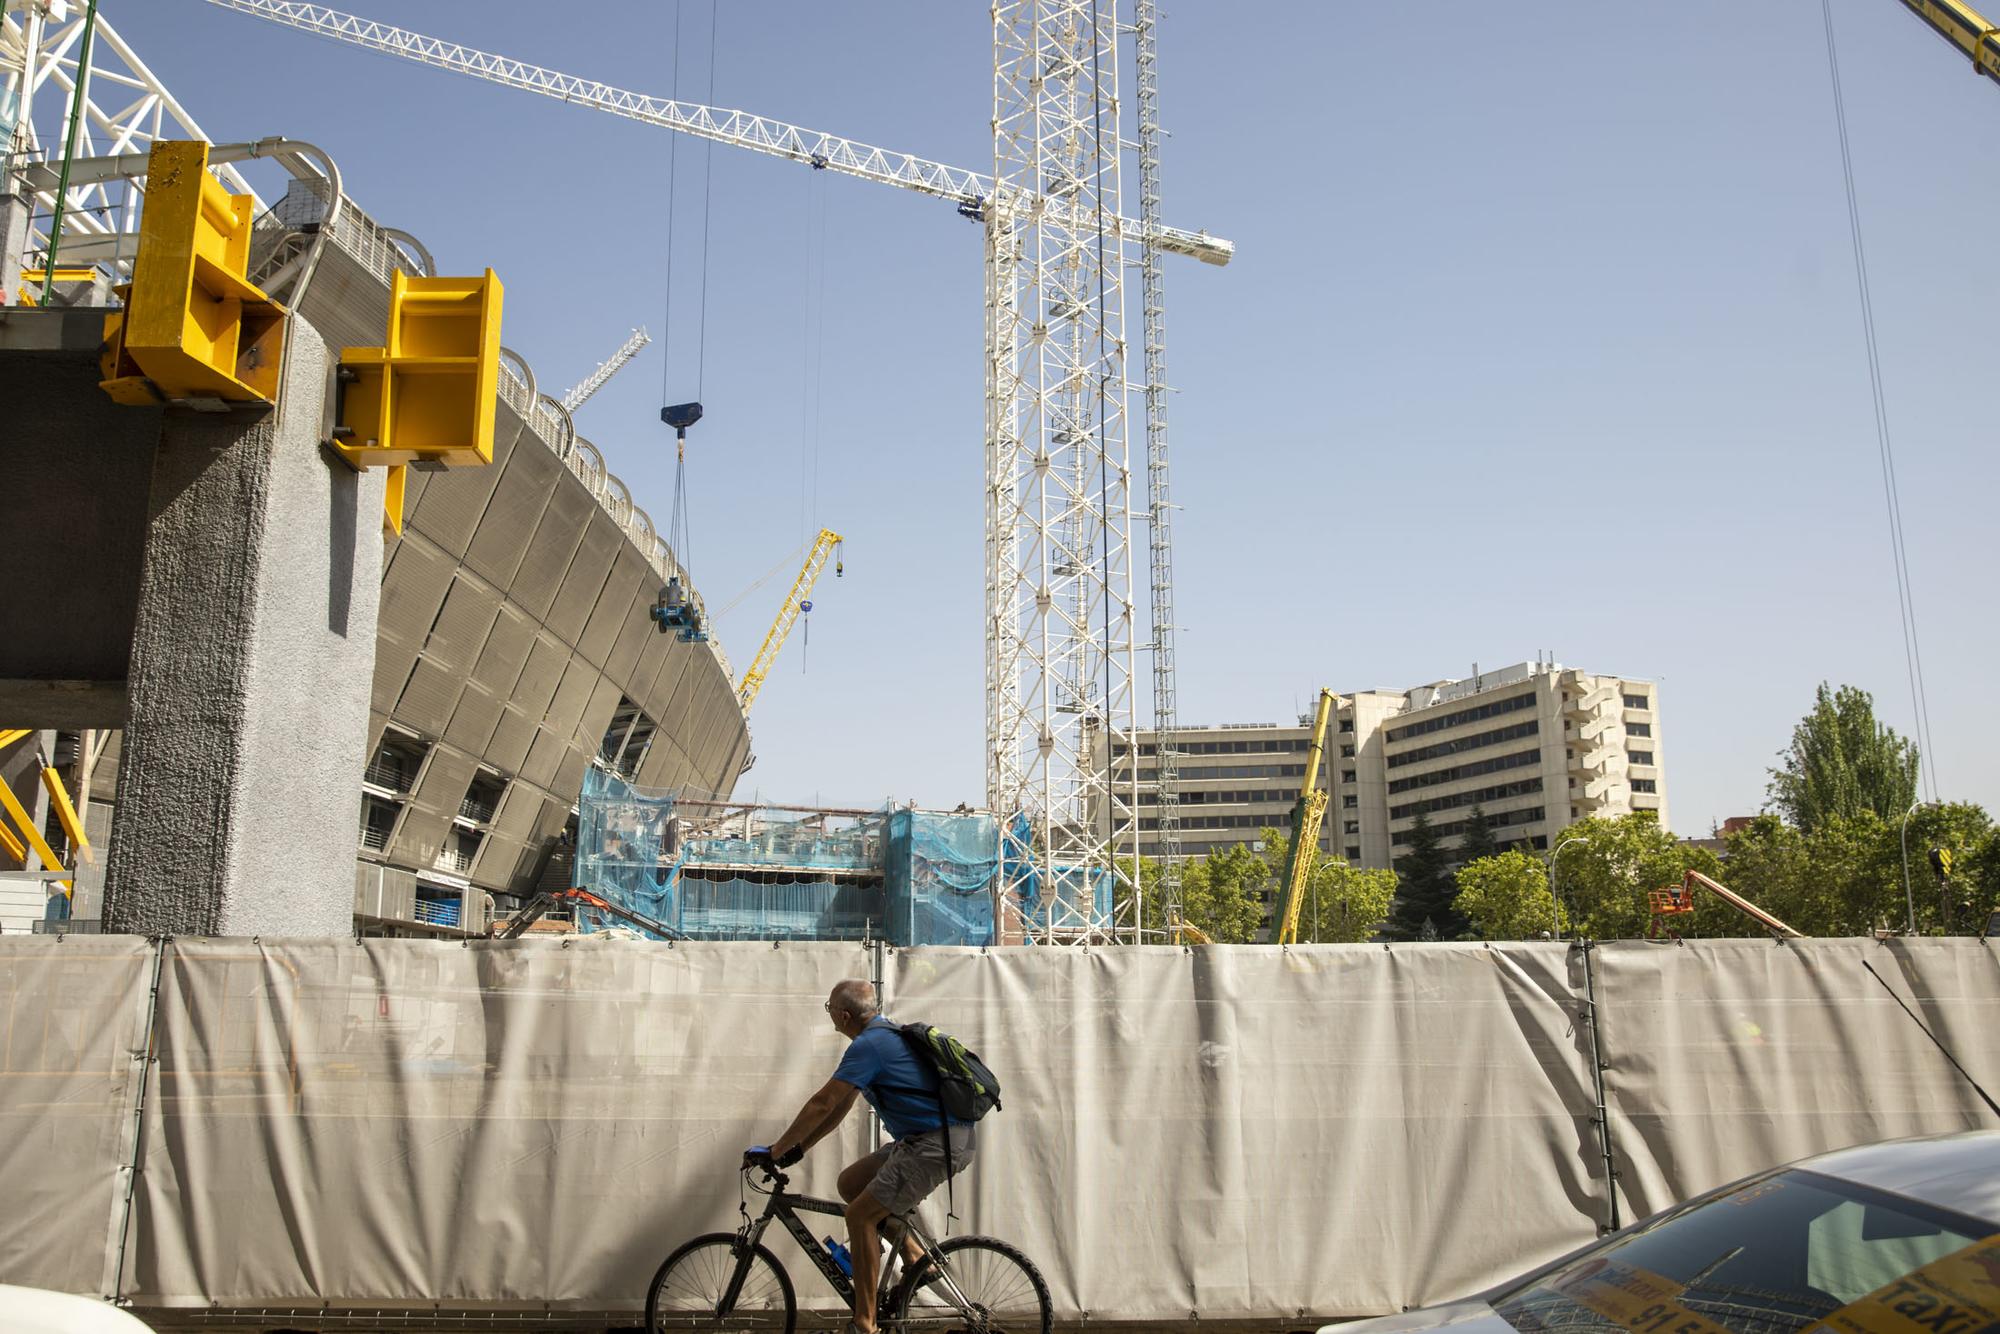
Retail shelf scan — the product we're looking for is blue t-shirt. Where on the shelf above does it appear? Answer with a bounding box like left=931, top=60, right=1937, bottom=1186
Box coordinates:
left=833, top=1017, right=968, bottom=1142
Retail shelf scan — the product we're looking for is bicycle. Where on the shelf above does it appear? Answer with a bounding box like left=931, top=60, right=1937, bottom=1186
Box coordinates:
left=644, top=1155, right=1052, bottom=1334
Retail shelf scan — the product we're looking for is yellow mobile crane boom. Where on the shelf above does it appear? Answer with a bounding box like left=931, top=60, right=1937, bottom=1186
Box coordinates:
left=1268, top=688, right=1336, bottom=945
left=1896, top=0, right=2000, bottom=84
left=737, top=529, right=843, bottom=714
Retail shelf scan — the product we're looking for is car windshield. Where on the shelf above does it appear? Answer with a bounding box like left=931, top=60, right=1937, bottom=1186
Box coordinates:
left=1494, top=1170, right=1994, bottom=1334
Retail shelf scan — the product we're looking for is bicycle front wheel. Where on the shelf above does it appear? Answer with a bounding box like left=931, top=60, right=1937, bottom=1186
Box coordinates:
left=887, top=1235, right=1052, bottom=1334
left=645, top=1232, right=797, bottom=1333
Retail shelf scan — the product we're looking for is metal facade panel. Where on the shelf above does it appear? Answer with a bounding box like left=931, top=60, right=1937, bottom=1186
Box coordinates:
left=423, top=576, right=502, bottom=674
left=485, top=706, right=538, bottom=775
left=490, top=784, right=541, bottom=843
left=394, top=656, right=466, bottom=737
left=371, top=641, right=418, bottom=718
left=377, top=536, right=455, bottom=654
left=509, top=482, right=594, bottom=621
left=408, top=423, right=517, bottom=558
left=546, top=516, right=620, bottom=647
left=548, top=745, right=592, bottom=805
left=511, top=636, right=570, bottom=720
left=639, top=639, right=695, bottom=727
left=574, top=676, right=624, bottom=754
left=521, top=728, right=567, bottom=788
left=461, top=440, right=558, bottom=589
left=444, top=681, right=504, bottom=756
left=576, top=554, right=644, bottom=669
left=411, top=742, right=480, bottom=813
left=532, top=794, right=574, bottom=844
left=542, top=660, right=598, bottom=747
left=471, top=833, right=525, bottom=889
left=472, top=606, right=535, bottom=698
left=602, top=595, right=655, bottom=687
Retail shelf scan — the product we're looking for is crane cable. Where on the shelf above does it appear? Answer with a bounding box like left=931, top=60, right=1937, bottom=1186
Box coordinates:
left=658, top=0, right=721, bottom=577
left=1819, top=0, right=1940, bottom=801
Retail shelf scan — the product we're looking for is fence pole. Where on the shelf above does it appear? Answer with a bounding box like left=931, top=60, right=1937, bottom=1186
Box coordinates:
left=110, top=935, right=169, bottom=1301
left=1576, top=938, right=1621, bottom=1234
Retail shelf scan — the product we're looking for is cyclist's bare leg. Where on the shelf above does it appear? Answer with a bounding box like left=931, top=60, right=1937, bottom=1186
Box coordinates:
left=838, top=1150, right=921, bottom=1268
left=843, top=1189, right=893, bottom=1333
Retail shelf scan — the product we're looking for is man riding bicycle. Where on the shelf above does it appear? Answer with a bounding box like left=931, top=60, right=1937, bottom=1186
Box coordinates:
left=748, top=979, right=976, bottom=1334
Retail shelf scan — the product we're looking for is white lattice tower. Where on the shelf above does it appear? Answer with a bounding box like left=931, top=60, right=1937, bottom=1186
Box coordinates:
left=988, top=0, right=1138, bottom=940
left=1131, top=0, right=1181, bottom=932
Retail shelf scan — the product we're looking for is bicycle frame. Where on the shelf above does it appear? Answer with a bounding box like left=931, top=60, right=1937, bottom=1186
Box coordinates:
left=723, top=1167, right=977, bottom=1322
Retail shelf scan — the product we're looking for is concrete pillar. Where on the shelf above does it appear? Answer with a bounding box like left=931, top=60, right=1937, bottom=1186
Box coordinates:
left=102, top=322, right=384, bottom=936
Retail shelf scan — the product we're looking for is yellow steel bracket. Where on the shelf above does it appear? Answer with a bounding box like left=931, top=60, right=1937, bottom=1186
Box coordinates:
left=17, top=266, right=96, bottom=306
left=0, top=771, right=70, bottom=892
left=40, top=765, right=93, bottom=866
left=330, top=267, right=504, bottom=535
left=99, top=140, right=286, bottom=406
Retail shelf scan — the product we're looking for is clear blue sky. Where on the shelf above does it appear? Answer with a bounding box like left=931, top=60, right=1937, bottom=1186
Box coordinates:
left=114, top=0, right=2000, bottom=831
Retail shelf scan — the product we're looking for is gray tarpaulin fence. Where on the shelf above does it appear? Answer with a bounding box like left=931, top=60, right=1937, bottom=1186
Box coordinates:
left=0, top=936, right=1994, bottom=1328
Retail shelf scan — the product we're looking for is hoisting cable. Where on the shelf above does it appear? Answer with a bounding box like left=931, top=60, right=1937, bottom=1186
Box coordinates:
left=1090, top=0, right=1119, bottom=899
left=1819, top=0, right=1940, bottom=800
left=695, top=0, right=719, bottom=399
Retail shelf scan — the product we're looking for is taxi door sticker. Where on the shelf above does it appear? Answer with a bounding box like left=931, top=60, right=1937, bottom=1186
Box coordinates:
left=1808, top=1234, right=2000, bottom=1334
left=1550, top=1258, right=1736, bottom=1334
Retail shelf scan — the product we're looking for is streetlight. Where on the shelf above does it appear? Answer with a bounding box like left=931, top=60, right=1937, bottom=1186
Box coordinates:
left=1548, top=836, right=1589, bottom=940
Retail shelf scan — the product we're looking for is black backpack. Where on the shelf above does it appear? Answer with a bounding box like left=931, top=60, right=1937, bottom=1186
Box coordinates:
left=897, top=1022, right=1002, bottom=1124
left=889, top=1022, right=1000, bottom=1224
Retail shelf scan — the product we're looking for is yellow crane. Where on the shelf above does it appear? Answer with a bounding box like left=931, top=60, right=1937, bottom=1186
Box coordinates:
left=1268, top=688, right=1336, bottom=945
left=1895, top=0, right=2000, bottom=84
left=737, top=529, right=844, bottom=714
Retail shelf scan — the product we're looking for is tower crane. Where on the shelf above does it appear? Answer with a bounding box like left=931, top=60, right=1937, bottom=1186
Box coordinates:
left=737, top=528, right=843, bottom=715
left=199, top=0, right=1233, bottom=939
left=1895, top=0, right=2000, bottom=83
left=560, top=326, right=650, bottom=414
left=1267, top=690, right=1335, bottom=946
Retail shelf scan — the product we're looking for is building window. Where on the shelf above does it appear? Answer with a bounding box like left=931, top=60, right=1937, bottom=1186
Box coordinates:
left=1346, top=845, right=1362, bottom=859
left=1622, top=694, right=1649, bottom=710
left=365, top=732, right=429, bottom=794
left=600, top=696, right=659, bottom=778
left=1341, top=769, right=1356, bottom=784
left=1384, top=690, right=1536, bottom=743
left=1343, top=795, right=1358, bottom=808
left=360, top=794, right=401, bottom=852
left=1393, top=806, right=1544, bottom=847
left=1387, top=747, right=1540, bottom=795
left=1338, top=718, right=1354, bottom=733
left=1390, top=776, right=1544, bottom=821
left=1386, top=719, right=1539, bottom=769
left=1629, top=750, right=1654, bottom=765
left=1343, top=820, right=1360, bottom=835
left=1632, top=779, right=1658, bottom=794
left=1340, top=744, right=1355, bottom=757
left=1628, top=722, right=1652, bottom=738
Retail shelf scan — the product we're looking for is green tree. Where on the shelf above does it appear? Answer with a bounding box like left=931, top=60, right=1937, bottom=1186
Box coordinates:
left=1870, top=802, right=1994, bottom=935
left=1551, top=814, right=1726, bottom=938
left=1174, top=842, right=1271, bottom=944
left=1717, top=813, right=1881, bottom=936
left=1384, top=812, right=1467, bottom=940
left=1455, top=850, right=1560, bottom=939
left=1455, top=804, right=1499, bottom=865
left=1767, top=683, right=1920, bottom=833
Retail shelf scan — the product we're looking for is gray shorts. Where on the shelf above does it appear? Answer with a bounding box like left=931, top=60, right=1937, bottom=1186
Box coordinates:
left=868, top=1124, right=977, bottom=1218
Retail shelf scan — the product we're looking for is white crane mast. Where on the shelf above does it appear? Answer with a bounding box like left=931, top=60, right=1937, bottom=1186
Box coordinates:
left=561, top=326, right=651, bottom=414
left=1132, top=0, right=1182, bottom=930
left=987, top=0, right=1137, bottom=938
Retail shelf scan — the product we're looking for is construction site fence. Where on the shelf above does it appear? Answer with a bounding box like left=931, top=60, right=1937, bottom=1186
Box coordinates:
left=1, top=936, right=1995, bottom=1329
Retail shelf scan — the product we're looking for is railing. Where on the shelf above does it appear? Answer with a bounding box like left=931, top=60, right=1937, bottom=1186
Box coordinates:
left=458, top=797, right=497, bottom=824
left=360, top=825, right=392, bottom=852
left=412, top=896, right=462, bottom=928
left=433, top=847, right=473, bottom=875
left=363, top=760, right=411, bottom=792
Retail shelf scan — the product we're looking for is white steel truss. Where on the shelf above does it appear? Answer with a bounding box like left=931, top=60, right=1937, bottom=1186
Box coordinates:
left=1, top=1, right=258, bottom=302
left=989, top=0, right=1137, bottom=939
left=561, top=325, right=651, bottom=413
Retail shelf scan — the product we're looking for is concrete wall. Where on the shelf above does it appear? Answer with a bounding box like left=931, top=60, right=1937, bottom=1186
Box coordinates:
left=102, top=324, right=382, bottom=936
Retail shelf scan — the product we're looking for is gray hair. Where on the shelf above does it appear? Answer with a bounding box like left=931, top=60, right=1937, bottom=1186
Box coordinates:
left=830, top=979, right=879, bottom=1021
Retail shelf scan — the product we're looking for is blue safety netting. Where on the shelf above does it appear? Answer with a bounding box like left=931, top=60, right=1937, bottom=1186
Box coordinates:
left=573, top=767, right=1000, bottom=945
left=884, top=811, right=1000, bottom=947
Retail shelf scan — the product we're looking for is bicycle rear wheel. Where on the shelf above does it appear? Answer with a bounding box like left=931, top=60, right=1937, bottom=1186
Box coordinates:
left=645, top=1232, right=797, bottom=1333
left=886, top=1235, right=1052, bottom=1334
